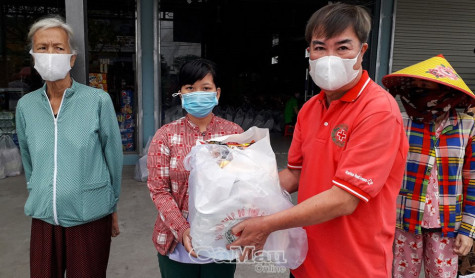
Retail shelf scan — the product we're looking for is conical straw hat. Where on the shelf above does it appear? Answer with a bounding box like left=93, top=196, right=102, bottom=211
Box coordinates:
left=382, top=54, right=475, bottom=104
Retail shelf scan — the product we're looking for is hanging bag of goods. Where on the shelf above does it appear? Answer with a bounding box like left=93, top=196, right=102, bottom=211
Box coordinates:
left=184, top=126, right=308, bottom=269
left=0, top=134, right=22, bottom=178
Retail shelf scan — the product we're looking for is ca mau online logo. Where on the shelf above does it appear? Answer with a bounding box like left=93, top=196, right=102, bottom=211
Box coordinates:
left=188, top=246, right=288, bottom=273
left=188, top=246, right=287, bottom=264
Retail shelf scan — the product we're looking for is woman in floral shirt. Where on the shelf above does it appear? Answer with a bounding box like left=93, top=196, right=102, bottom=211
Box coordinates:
left=383, top=55, right=475, bottom=277
left=147, top=59, right=243, bottom=277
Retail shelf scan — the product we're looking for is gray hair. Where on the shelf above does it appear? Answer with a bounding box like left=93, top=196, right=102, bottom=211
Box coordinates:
left=27, top=15, right=78, bottom=54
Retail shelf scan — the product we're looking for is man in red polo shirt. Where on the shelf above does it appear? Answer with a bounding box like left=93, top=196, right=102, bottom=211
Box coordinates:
left=228, top=3, right=409, bottom=277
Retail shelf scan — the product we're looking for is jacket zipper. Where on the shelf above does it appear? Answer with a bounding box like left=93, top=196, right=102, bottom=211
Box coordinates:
left=45, top=89, right=67, bottom=225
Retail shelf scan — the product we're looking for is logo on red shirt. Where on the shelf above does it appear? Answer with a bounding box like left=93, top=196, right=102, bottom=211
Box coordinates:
left=331, top=124, right=349, bottom=147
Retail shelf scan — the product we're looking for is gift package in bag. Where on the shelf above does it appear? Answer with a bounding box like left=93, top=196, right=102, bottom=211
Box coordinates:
left=0, top=134, right=22, bottom=178
left=184, top=126, right=308, bottom=269
left=134, top=137, right=152, bottom=182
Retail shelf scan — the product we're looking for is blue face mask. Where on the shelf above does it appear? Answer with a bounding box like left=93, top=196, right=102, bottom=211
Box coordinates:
left=177, top=91, right=218, bottom=118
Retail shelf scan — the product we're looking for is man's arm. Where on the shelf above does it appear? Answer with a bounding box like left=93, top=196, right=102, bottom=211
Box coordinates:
left=228, top=186, right=359, bottom=258
left=279, top=168, right=300, bottom=193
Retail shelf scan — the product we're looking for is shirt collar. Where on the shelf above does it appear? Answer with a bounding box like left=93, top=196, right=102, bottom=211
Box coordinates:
left=441, top=109, right=458, bottom=131
left=339, top=70, right=370, bottom=102
left=41, top=78, right=78, bottom=99
left=316, top=70, right=370, bottom=103
left=68, top=79, right=79, bottom=97
left=410, top=110, right=459, bottom=131
left=185, top=113, right=216, bottom=131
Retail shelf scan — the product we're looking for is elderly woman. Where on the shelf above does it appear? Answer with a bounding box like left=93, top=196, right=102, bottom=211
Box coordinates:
left=15, top=15, right=123, bottom=277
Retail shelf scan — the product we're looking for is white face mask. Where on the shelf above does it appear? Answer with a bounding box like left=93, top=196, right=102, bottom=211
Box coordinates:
left=29, top=50, right=74, bottom=81
left=309, top=50, right=361, bottom=91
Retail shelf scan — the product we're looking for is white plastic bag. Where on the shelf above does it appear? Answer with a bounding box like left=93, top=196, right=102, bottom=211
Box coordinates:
left=0, top=134, right=22, bottom=177
left=184, top=126, right=308, bottom=269
left=134, top=137, right=152, bottom=182
left=0, top=152, right=5, bottom=179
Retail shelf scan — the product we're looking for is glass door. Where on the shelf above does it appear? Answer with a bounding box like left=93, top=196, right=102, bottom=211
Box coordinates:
left=87, top=0, right=138, bottom=153
left=0, top=1, right=65, bottom=144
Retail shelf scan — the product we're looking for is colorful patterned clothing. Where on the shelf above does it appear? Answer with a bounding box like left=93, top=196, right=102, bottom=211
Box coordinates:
left=421, top=117, right=446, bottom=229
left=396, top=111, right=475, bottom=238
left=393, top=229, right=457, bottom=278
left=422, top=163, right=442, bottom=228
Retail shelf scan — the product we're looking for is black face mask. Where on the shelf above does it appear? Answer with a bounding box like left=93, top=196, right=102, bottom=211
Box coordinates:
left=401, top=89, right=456, bottom=123
left=406, top=87, right=441, bottom=100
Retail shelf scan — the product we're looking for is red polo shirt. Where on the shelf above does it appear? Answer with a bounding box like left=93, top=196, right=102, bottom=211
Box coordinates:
left=289, top=71, right=408, bottom=278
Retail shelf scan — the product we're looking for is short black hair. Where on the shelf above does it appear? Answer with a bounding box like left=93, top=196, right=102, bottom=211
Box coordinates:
left=305, top=3, right=371, bottom=44
left=178, top=58, right=220, bottom=88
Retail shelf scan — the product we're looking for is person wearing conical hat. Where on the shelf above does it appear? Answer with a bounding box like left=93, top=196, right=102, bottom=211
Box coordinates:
left=383, top=54, right=475, bottom=277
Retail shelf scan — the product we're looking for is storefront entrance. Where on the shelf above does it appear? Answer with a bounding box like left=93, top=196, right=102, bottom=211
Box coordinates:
left=1, top=0, right=379, bottom=163
left=1, top=0, right=138, bottom=154
left=157, top=0, right=377, bottom=132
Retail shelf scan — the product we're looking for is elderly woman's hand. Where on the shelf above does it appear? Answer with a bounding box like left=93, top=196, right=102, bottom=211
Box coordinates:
left=454, top=234, right=473, bottom=256
left=111, top=212, right=120, bottom=237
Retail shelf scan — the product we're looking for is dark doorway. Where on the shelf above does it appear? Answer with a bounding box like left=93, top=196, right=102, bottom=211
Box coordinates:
left=158, top=0, right=378, bottom=130
left=200, top=0, right=326, bottom=108
left=160, top=0, right=326, bottom=107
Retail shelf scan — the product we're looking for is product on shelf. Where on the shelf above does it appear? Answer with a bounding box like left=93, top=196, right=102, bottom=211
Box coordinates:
left=89, top=73, right=108, bottom=92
